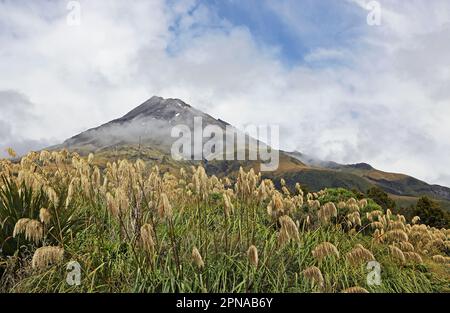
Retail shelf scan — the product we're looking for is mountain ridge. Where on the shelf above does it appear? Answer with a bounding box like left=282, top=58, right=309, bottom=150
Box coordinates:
left=286, top=150, right=450, bottom=202
left=50, top=96, right=450, bottom=204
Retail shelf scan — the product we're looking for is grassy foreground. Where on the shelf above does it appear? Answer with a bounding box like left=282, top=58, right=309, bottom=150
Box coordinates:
left=0, top=150, right=449, bottom=293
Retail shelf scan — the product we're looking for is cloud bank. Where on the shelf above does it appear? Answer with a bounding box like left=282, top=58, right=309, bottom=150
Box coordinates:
left=0, top=0, right=449, bottom=186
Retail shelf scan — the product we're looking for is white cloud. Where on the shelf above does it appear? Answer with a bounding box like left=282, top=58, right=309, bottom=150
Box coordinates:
left=0, top=0, right=449, bottom=187
left=304, top=48, right=349, bottom=63
left=0, top=90, right=53, bottom=156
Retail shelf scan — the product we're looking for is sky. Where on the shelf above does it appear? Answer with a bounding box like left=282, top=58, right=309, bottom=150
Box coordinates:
left=0, top=0, right=450, bottom=186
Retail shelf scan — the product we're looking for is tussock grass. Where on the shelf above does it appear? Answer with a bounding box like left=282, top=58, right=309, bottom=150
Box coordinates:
left=0, top=150, right=449, bottom=293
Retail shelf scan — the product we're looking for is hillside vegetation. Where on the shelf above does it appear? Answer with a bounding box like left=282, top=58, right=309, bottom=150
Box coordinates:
left=50, top=95, right=450, bottom=210
left=0, top=150, right=449, bottom=293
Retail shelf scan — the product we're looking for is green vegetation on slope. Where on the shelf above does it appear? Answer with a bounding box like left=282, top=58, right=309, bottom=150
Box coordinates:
left=0, top=151, right=449, bottom=293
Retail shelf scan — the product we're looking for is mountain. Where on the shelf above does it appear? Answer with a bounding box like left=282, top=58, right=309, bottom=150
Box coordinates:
left=52, top=96, right=450, bottom=208
left=57, top=96, right=227, bottom=152
left=285, top=150, right=450, bottom=208
left=286, top=151, right=342, bottom=168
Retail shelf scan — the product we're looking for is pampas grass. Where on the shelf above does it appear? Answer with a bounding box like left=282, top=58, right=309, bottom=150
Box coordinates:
left=302, top=266, right=324, bottom=288
left=312, top=242, right=340, bottom=262
left=346, top=244, right=375, bottom=266
left=1, top=150, right=449, bottom=293
left=31, top=246, right=64, bottom=269
left=192, top=247, right=205, bottom=269
left=247, top=245, right=259, bottom=268
left=39, top=208, right=51, bottom=225
left=13, top=218, right=43, bottom=244
left=389, top=245, right=406, bottom=263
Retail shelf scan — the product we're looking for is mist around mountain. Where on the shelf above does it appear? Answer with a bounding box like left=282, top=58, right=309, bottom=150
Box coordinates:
left=285, top=151, right=450, bottom=204
left=52, top=96, right=450, bottom=207
left=53, top=96, right=226, bottom=151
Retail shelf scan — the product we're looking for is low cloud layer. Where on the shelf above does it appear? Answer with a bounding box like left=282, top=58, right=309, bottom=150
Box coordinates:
left=0, top=0, right=449, bottom=186
left=0, top=90, right=54, bottom=157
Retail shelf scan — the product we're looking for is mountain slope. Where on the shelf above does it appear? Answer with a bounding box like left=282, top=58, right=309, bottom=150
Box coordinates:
left=52, top=96, right=450, bottom=205
left=56, top=96, right=228, bottom=152
left=52, top=96, right=305, bottom=172
left=287, top=151, right=450, bottom=202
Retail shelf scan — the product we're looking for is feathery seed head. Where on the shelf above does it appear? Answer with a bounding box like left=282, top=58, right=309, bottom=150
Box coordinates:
left=371, top=221, right=384, bottom=230
left=45, top=186, right=59, bottom=207
left=13, top=218, right=31, bottom=238
left=367, top=210, right=383, bottom=222
left=307, top=200, right=320, bottom=211
left=318, top=202, right=337, bottom=224
left=346, top=245, right=375, bottom=266
left=31, top=246, right=64, bottom=269
left=396, top=241, right=415, bottom=252
left=277, top=227, right=290, bottom=248
left=192, top=247, right=205, bottom=269
left=39, top=150, right=51, bottom=163
left=386, top=209, right=392, bottom=220
left=312, top=242, right=340, bottom=262
left=39, top=208, right=51, bottom=224
left=279, top=215, right=300, bottom=242
left=295, top=183, right=303, bottom=196
left=388, top=221, right=406, bottom=232
left=6, top=147, right=17, bottom=158
left=397, top=214, right=406, bottom=224
left=412, top=216, right=421, bottom=225
left=88, top=153, right=94, bottom=164
left=140, top=224, right=155, bottom=254
left=247, top=245, right=259, bottom=268
left=158, top=193, right=173, bottom=219
left=358, top=199, right=368, bottom=208
left=223, top=193, right=234, bottom=217
left=302, top=266, right=324, bottom=288
left=25, top=220, right=44, bottom=244
left=389, top=245, right=406, bottom=263
left=384, top=229, right=409, bottom=243
left=431, top=255, right=448, bottom=264
left=282, top=186, right=290, bottom=196
left=404, top=252, right=423, bottom=264
left=106, top=192, right=119, bottom=218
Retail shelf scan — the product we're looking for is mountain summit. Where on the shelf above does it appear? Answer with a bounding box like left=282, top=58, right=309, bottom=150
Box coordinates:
left=118, top=96, right=192, bottom=122
left=116, top=96, right=221, bottom=124
left=58, top=96, right=227, bottom=152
